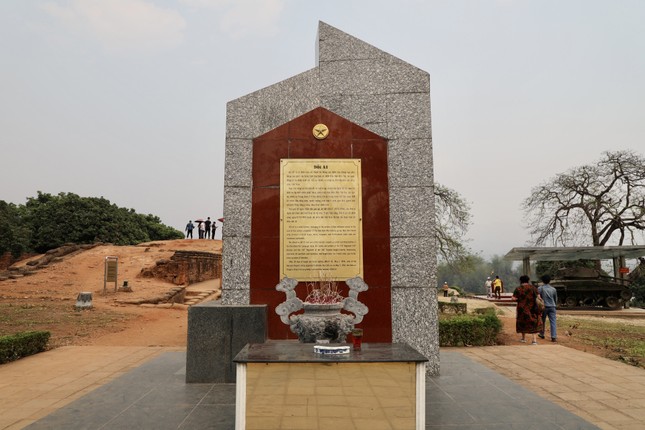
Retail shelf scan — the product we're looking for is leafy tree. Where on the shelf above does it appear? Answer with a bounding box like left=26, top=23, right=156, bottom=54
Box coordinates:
left=434, top=183, right=472, bottom=265
left=628, top=258, right=645, bottom=308
left=437, top=254, right=521, bottom=295
left=631, top=278, right=645, bottom=308
left=488, top=255, right=521, bottom=291
left=523, top=150, right=645, bottom=247
left=437, top=254, right=484, bottom=294
left=0, top=201, right=30, bottom=258
left=20, top=192, right=183, bottom=253
left=137, top=213, right=185, bottom=242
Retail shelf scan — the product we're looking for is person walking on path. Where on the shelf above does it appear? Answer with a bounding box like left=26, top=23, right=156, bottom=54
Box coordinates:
left=485, top=277, right=492, bottom=298
left=492, top=275, right=503, bottom=299
left=185, top=220, right=194, bottom=239
left=538, top=274, right=558, bottom=342
left=512, top=275, right=543, bottom=345
left=204, top=217, right=212, bottom=239
left=442, top=282, right=449, bottom=297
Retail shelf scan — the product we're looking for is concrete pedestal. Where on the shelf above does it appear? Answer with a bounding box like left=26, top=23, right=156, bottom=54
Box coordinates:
left=186, top=303, right=267, bottom=383
left=234, top=342, right=428, bottom=429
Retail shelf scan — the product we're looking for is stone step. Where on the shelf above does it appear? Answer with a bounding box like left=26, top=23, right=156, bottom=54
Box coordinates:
left=184, top=290, right=221, bottom=306
left=185, top=290, right=215, bottom=297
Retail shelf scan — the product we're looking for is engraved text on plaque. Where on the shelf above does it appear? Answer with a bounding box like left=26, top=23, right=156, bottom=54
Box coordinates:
left=280, top=159, right=363, bottom=281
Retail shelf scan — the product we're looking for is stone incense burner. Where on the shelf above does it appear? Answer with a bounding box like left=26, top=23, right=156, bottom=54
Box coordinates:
left=275, top=276, right=369, bottom=343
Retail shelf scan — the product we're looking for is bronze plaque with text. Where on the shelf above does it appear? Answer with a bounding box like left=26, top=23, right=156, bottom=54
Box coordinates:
left=280, top=159, right=363, bottom=281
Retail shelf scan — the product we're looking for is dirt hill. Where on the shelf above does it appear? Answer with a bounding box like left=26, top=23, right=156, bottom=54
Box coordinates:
left=0, top=239, right=221, bottom=348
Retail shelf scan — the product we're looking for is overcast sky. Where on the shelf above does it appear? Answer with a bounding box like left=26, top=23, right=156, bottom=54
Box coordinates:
left=1, top=0, right=644, bottom=259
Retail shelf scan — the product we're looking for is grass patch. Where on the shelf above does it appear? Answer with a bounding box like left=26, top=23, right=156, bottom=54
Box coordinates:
left=0, top=299, right=135, bottom=348
left=559, top=316, right=645, bottom=368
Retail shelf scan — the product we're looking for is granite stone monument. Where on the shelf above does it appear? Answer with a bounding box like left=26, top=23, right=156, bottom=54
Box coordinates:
left=220, top=21, right=439, bottom=374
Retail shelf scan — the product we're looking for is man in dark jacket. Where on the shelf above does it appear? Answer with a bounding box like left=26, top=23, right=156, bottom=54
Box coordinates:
left=204, top=217, right=212, bottom=239
left=185, top=221, right=195, bottom=239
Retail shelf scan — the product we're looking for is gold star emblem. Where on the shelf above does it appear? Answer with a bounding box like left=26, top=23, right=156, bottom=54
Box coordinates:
left=312, top=123, right=329, bottom=140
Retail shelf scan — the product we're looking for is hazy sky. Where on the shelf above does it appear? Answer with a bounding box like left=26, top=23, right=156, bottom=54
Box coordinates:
left=1, top=0, right=644, bottom=258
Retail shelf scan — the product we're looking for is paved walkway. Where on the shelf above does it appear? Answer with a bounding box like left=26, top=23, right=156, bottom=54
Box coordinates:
left=460, top=344, right=645, bottom=430
left=0, top=346, right=182, bottom=429
left=0, top=343, right=643, bottom=429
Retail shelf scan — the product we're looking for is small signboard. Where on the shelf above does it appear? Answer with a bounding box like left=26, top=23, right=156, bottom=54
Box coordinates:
left=619, top=267, right=630, bottom=274
left=104, top=256, right=118, bottom=293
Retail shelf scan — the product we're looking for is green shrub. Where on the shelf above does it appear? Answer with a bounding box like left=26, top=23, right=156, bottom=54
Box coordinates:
left=4, top=192, right=184, bottom=255
left=0, top=331, right=50, bottom=364
left=473, top=307, right=501, bottom=315
left=439, top=310, right=502, bottom=347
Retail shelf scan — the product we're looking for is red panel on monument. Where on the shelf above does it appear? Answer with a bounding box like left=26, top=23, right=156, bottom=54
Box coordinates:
left=250, top=107, right=392, bottom=342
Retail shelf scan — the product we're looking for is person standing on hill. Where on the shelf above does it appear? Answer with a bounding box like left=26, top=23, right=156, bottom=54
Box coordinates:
left=442, top=282, right=449, bottom=297
left=204, top=217, right=212, bottom=239
left=198, top=221, right=205, bottom=239
left=211, top=222, right=217, bottom=239
left=492, top=275, right=503, bottom=299
left=185, top=220, right=194, bottom=239
left=513, top=275, right=543, bottom=345
left=538, top=275, right=558, bottom=342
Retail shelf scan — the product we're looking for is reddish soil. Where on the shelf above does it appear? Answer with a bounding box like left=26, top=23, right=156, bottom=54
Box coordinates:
left=496, top=306, right=645, bottom=368
left=0, top=240, right=221, bottom=348
left=3, top=248, right=643, bottom=369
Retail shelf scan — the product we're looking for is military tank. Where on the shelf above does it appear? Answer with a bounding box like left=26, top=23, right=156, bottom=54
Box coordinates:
left=551, top=267, right=632, bottom=309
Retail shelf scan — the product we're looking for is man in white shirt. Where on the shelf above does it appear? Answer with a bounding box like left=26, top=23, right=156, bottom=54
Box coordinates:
left=485, top=277, right=492, bottom=298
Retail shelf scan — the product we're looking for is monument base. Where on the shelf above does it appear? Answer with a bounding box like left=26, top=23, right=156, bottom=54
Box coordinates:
left=186, top=303, right=267, bottom=383
left=233, top=341, right=428, bottom=429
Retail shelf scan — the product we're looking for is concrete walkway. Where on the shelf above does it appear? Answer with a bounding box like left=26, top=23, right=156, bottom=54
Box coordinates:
left=0, top=343, right=643, bottom=429
left=0, top=346, right=182, bottom=429
left=460, top=344, right=645, bottom=430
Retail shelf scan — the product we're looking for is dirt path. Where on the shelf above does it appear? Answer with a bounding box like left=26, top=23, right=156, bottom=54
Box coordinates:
left=86, top=279, right=221, bottom=347
left=87, top=306, right=189, bottom=347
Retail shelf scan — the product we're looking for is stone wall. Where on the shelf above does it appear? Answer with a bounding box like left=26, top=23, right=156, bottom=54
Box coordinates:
left=140, top=250, right=221, bottom=286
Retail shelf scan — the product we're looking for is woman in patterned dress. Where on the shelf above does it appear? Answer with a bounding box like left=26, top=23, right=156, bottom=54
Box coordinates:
left=512, top=275, right=543, bottom=345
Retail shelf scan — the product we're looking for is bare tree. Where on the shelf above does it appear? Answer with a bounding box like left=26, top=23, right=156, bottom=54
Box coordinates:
left=523, top=150, right=645, bottom=247
left=434, top=183, right=472, bottom=263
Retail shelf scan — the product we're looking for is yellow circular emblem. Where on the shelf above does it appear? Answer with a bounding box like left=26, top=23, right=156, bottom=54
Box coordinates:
left=312, top=123, right=329, bottom=140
